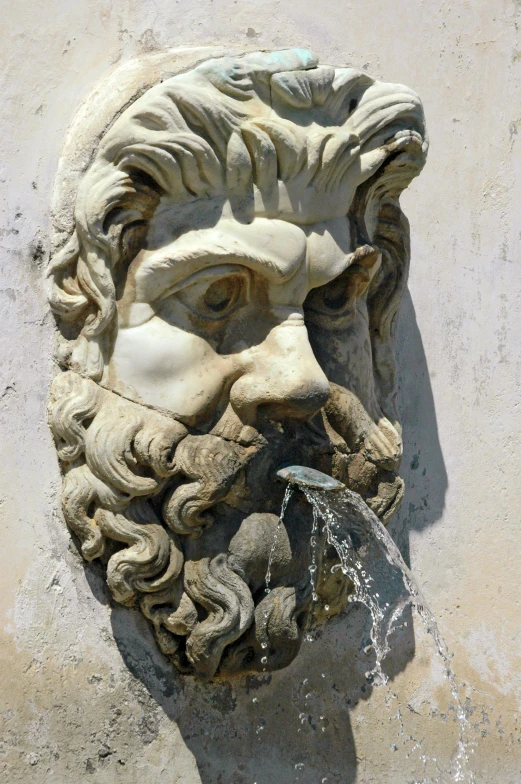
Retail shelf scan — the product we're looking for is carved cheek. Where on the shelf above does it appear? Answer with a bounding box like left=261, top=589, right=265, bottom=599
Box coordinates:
left=107, top=315, right=236, bottom=419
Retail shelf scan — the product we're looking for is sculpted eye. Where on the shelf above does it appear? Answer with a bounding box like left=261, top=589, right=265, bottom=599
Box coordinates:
left=173, top=268, right=249, bottom=321
left=203, top=277, right=238, bottom=313
left=304, top=264, right=370, bottom=325
left=321, top=273, right=359, bottom=312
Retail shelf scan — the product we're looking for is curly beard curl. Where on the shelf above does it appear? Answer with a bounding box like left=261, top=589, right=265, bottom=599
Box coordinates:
left=48, top=371, right=260, bottom=677
left=49, top=371, right=404, bottom=678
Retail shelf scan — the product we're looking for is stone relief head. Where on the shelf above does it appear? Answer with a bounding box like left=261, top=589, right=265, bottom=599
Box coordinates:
left=48, top=48, right=427, bottom=679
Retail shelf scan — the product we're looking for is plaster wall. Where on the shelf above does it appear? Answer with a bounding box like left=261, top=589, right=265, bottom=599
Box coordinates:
left=1, top=1, right=521, bottom=782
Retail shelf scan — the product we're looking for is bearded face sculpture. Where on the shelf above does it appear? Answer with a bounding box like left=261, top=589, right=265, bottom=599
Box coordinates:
left=48, top=49, right=427, bottom=679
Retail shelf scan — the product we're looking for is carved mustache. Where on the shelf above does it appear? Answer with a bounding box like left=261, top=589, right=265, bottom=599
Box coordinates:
left=162, top=383, right=405, bottom=540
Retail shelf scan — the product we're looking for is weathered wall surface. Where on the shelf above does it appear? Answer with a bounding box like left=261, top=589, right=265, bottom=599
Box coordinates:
left=1, top=1, right=521, bottom=782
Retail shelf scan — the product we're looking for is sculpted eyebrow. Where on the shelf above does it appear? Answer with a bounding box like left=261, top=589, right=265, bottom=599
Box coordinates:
left=134, top=240, right=306, bottom=302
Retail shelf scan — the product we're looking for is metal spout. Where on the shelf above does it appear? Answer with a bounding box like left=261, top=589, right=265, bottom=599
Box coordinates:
left=276, top=465, right=345, bottom=491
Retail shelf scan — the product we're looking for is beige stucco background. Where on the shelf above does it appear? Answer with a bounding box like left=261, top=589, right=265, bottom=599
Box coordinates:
left=1, top=1, right=521, bottom=782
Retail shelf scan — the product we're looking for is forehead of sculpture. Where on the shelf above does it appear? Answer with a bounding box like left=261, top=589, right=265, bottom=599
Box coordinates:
left=86, top=48, right=426, bottom=234
left=130, top=215, right=353, bottom=304
left=144, top=179, right=359, bottom=240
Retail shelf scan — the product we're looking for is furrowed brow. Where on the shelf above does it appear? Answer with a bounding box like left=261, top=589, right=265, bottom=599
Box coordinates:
left=134, top=229, right=307, bottom=302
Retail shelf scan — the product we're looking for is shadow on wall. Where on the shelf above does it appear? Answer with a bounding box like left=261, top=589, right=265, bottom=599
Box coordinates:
left=390, top=290, right=449, bottom=566
left=84, top=288, right=447, bottom=784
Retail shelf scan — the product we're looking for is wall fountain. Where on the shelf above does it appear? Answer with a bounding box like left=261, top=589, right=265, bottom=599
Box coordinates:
left=48, top=47, right=427, bottom=678
left=45, top=45, right=475, bottom=780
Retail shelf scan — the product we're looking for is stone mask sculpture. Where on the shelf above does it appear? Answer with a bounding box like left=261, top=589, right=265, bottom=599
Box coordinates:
left=47, top=49, right=427, bottom=679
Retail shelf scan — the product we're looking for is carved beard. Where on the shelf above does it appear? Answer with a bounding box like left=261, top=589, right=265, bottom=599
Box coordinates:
left=49, top=371, right=403, bottom=679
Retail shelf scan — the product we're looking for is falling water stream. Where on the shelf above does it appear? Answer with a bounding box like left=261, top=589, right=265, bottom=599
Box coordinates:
left=266, top=467, right=475, bottom=783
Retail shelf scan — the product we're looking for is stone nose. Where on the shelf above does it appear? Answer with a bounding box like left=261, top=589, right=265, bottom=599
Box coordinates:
left=229, top=311, right=330, bottom=425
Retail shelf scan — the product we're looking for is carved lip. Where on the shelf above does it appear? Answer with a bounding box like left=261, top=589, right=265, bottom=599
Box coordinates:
left=276, top=465, right=345, bottom=491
